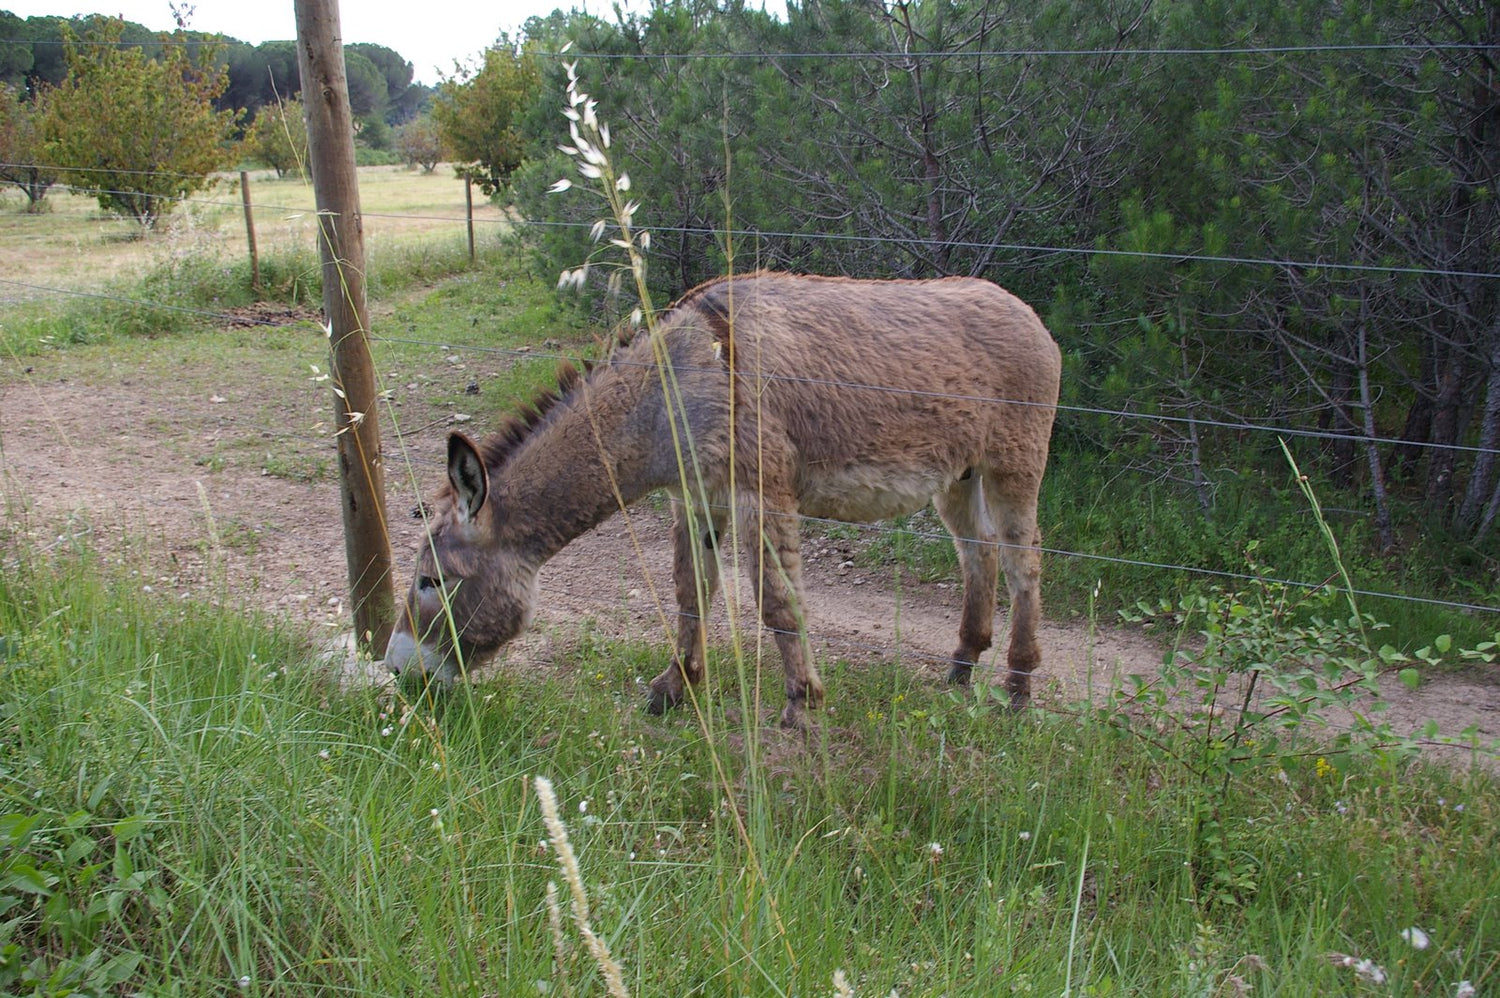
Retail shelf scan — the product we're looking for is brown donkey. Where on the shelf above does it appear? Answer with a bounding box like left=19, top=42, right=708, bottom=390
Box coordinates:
left=384, top=272, right=1062, bottom=728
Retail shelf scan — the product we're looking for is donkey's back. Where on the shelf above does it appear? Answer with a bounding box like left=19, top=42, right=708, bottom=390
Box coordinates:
left=662, top=273, right=1060, bottom=520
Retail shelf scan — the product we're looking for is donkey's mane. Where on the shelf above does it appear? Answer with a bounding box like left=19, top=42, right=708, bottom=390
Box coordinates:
left=473, top=360, right=587, bottom=473
left=436, top=275, right=747, bottom=501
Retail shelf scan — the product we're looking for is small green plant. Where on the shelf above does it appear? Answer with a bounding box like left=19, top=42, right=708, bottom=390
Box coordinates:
left=1102, top=448, right=1492, bottom=910
left=1114, top=566, right=1429, bottom=905
left=262, top=450, right=330, bottom=483
left=0, top=808, right=160, bottom=995
left=193, top=452, right=225, bottom=473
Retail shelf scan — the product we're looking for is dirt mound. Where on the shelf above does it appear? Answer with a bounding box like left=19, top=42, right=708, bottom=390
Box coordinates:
left=218, top=302, right=321, bottom=329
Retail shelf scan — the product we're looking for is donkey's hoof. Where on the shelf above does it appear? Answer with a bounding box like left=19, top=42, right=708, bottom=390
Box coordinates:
left=945, top=662, right=973, bottom=686
left=779, top=700, right=817, bottom=733
left=645, top=680, right=682, bottom=716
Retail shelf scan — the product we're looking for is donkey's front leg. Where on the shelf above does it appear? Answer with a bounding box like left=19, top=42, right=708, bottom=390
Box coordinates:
left=745, top=499, right=824, bottom=730
left=648, top=495, right=726, bottom=714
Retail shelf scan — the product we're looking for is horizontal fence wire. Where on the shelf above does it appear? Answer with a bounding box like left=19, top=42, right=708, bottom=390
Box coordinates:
left=8, top=35, right=1491, bottom=57
left=382, top=440, right=1499, bottom=616
left=371, top=335, right=1500, bottom=460
left=546, top=43, right=1498, bottom=60
left=7, top=171, right=1500, bottom=283
left=3, top=270, right=1498, bottom=464
left=513, top=218, right=1500, bottom=282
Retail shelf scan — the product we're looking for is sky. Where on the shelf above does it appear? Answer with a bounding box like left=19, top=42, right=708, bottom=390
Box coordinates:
left=4, top=1, right=618, bottom=85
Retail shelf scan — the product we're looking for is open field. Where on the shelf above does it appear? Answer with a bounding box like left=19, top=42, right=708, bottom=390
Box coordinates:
left=1, top=173, right=1498, bottom=994
left=0, top=165, right=507, bottom=300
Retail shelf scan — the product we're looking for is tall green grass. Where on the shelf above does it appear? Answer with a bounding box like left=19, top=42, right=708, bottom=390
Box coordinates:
left=1, top=535, right=1494, bottom=995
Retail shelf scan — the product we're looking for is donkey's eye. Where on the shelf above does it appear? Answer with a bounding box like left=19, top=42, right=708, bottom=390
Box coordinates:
left=417, top=575, right=441, bottom=593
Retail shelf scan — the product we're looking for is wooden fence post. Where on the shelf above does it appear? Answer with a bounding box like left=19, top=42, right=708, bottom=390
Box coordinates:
left=294, top=0, right=394, bottom=655
left=465, top=176, right=476, bottom=265
left=239, top=170, right=260, bottom=295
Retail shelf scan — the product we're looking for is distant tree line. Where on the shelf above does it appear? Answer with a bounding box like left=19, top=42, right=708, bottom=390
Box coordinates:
left=0, top=9, right=433, bottom=142
left=442, top=0, right=1500, bottom=552
left=0, top=10, right=452, bottom=226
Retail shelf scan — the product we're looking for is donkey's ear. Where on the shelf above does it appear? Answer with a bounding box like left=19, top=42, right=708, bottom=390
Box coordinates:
left=446, top=433, right=488, bottom=522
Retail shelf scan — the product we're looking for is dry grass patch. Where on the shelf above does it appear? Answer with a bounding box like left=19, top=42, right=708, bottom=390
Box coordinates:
left=0, top=164, right=508, bottom=299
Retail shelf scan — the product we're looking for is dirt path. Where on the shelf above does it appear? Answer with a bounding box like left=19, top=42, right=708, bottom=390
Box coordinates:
left=3, top=352, right=1496, bottom=767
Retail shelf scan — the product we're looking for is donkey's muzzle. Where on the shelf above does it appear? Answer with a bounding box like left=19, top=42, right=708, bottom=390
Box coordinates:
left=384, top=630, right=459, bottom=687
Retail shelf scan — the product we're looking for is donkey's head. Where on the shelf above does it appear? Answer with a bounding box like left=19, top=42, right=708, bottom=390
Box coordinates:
left=384, top=433, right=539, bottom=686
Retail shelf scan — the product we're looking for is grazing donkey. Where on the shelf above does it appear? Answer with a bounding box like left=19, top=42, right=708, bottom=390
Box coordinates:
left=385, top=272, right=1061, bottom=728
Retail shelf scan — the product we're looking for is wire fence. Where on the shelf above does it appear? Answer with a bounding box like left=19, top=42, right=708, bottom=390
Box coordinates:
left=4, top=261, right=1498, bottom=467
left=10, top=34, right=1493, bottom=57
left=9, top=170, right=1500, bottom=283
left=4, top=152, right=1500, bottom=630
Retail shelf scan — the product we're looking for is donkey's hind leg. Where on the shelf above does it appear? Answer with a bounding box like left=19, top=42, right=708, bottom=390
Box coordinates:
left=989, top=471, right=1044, bottom=707
left=741, top=492, right=824, bottom=730
left=933, top=471, right=1001, bottom=687
left=648, top=494, right=728, bottom=714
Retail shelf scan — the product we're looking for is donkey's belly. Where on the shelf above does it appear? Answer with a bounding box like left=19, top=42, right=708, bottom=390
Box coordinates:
left=797, top=467, right=947, bottom=522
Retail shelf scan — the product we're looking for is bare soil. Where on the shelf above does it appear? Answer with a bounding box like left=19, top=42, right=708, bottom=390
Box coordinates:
left=2, top=326, right=1496, bottom=768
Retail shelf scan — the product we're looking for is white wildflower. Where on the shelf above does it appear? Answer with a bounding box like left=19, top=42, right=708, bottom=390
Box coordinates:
left=1328, top=953, right=1387, bottom=985
left=547, top=178, right=573, bottom=194
left=1401, top=926, right=1431, bottom=950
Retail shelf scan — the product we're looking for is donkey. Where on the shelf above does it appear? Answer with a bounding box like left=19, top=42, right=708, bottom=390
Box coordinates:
left=384, top=271, right=1061, bottom=729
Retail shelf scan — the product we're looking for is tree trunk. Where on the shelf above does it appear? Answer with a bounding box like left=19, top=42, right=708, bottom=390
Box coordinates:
left=897, top=1, right=950, bottom=274
left=1388, top=336, right=1434, bottom=483
left=1457, top=319, right=1500, bottom=532
left=1324, top=357, right=1357, bottom=489
left=1425, top=346, right=1468, bottom=516
left=1357, top=306, right=1394, bottom=553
